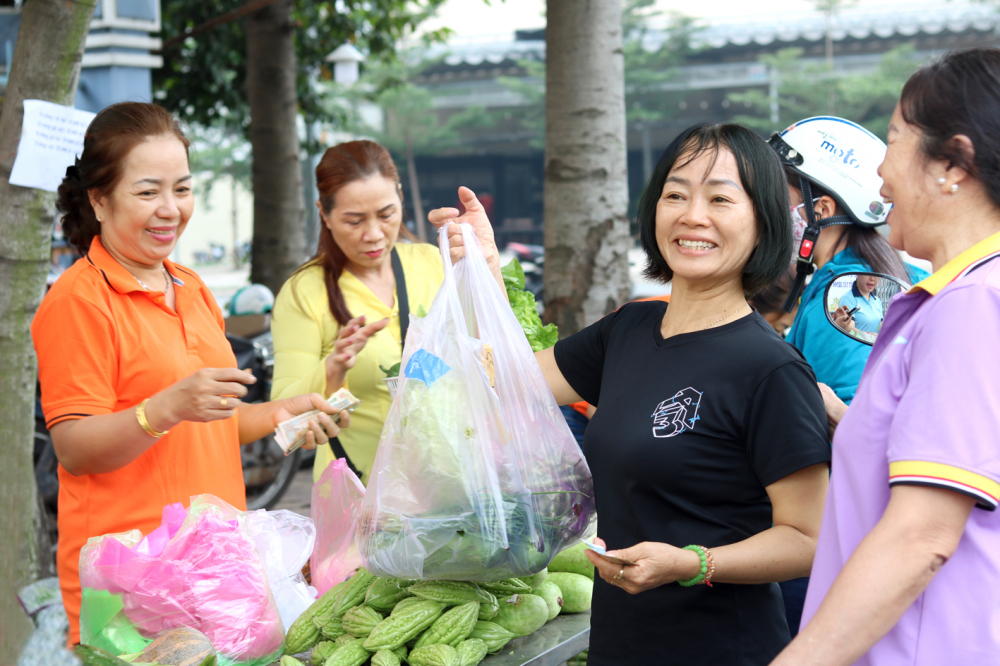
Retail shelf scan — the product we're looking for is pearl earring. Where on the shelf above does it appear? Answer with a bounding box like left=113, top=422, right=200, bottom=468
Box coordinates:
left=938, top=177, right=946, bottom=185
left=950, top=183, right=959, bottom=194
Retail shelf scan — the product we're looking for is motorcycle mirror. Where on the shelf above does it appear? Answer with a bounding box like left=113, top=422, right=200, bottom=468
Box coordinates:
left=823, top=272, right=910, bottom=346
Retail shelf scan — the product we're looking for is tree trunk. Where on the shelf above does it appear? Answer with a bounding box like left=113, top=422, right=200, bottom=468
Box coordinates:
left=0, top=0, right=95, bottom=655
left=231, top=175, right=240, bottom=269
left=543, top=0, right=631, bottom=336
left=405, top=133, right=427, bottom=242
left=245, top=0, right=305, bottom=295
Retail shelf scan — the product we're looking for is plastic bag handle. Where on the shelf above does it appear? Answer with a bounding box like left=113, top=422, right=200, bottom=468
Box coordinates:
left=436, top=222, right=467, bottom=330
left=437, top=221, right=504, bottom=298
left=437, top=221, right=457, bottom=284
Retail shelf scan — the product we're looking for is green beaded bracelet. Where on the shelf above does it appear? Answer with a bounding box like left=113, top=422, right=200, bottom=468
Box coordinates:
left=678, top=545, right=711, bottom=587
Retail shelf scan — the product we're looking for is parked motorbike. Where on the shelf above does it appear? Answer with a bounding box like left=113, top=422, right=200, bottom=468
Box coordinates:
left=225, top=313, right=304, bottom=511
left=506, top=241, right=544, bottom=300
left=235, top=240, right=252, bottom=267
left=192, top=242, right=227, bottom=265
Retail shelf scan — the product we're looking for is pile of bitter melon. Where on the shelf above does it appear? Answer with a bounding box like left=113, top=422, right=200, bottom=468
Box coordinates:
left=283, top=556, right=594, bottom=666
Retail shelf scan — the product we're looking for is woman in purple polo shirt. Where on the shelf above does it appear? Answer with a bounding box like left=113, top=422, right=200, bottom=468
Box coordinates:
left=772, top=48, right=1000, bottom=666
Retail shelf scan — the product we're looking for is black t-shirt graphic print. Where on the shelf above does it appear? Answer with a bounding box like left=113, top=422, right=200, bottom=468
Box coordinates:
left=554, top=301, right=830, bottom=666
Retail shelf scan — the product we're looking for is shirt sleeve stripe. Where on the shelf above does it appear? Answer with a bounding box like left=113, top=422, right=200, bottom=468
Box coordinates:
left=889, top=460, right=1000, bottom=510
left=45, top=413, right=94, bottom=428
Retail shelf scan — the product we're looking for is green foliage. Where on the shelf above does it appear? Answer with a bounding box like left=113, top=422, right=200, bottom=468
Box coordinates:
left=811, top=0, right=858, bottom=15
left=187, top=123, right=252, bottom=206
left=501, top=259, right=558, bottom=352
left=154, top=0, right=450, bottom=134
left=344, top=52, right=492, bottom=157
left=491, top=3, right=697, bottom=145
left=836, top=45, right=920, bottom=139
left=495, top=59, right=545, bottom=149
left=622, top=1, right=696, bottom=126
left=727, top=45, right=920, bottom=140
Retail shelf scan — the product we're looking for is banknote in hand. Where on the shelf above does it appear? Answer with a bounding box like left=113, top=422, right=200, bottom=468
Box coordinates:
left=274, top=387, right=361, bottom=454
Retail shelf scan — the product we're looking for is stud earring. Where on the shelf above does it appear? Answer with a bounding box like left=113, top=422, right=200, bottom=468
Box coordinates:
left=951, top=183, right=959, bottom=194
left=938, top=177, right=947, bottom=185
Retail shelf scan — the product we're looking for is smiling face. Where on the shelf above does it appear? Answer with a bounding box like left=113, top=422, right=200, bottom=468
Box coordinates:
left=878, top=105, right=941, bottom=257
left=656, top=146, right=759, bottom=290
left=858, top=274, right=879, bottom=295
left=323, top=175, right=403, bottom=270
left=89, top=134, right=193, bottom=268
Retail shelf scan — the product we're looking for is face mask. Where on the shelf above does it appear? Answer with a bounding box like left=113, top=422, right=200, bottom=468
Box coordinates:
left=790, top=205, right=809, bottom=246
left=790, top=198, right=822, bottom=246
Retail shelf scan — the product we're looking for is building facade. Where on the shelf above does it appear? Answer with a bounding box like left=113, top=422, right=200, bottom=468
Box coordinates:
left=398, top=2, right=1000, bottom=245
left=0, top=0, right=162, bottom=112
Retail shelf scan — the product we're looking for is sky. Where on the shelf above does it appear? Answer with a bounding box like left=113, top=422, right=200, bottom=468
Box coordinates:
left=418, top=0, right=945, bottom=41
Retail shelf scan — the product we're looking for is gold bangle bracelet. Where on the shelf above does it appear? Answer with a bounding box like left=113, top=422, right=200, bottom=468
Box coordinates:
left=136, top=398, right=169, bottom=438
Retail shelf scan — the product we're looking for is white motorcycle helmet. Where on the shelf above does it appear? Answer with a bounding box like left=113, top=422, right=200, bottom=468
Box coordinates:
left=228, top=284, right=274, bottom=316
left=769, top=116, right=889, bottom=226
left=768, top=117, right=890, bottom=311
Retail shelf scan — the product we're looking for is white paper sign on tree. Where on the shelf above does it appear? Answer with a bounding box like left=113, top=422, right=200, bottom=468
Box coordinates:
left=9, top=100, right=96, bottom=193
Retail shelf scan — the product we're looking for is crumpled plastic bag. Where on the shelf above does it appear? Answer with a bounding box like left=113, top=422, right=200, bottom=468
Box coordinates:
left=79, top=494, right=284, bottom=665
left=310, top=458, right=366, bottom=594
left=246, top=509, right=318, bottom=631
left=357, top=223, right=596, bottom=581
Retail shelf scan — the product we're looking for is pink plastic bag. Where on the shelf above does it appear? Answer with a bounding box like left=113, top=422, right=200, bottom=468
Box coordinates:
left=310, top=458, right=366, bottom=594
left=79, top=495, right=285, bottom=665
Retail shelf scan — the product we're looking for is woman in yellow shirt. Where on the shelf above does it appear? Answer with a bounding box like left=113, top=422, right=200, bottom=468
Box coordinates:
left=271, top=140, right=444, bottom=482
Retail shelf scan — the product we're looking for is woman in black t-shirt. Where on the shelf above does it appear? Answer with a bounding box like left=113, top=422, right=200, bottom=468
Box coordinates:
left=430, top=123, right=831, bottom=665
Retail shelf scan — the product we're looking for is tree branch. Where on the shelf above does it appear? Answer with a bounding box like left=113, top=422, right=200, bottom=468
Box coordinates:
left=157, top=0, right=283, bottom=53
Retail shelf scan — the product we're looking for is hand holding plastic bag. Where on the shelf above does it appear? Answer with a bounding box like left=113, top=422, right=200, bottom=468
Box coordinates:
left=310, top=458, right=366, bottom=594
left=79, top=495, right=284, bottom=665
left=357, top=223, right=595, bottom=581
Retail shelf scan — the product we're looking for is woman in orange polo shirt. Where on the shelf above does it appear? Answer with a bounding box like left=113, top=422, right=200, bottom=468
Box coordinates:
left=32, top=102, right=373, bottom=644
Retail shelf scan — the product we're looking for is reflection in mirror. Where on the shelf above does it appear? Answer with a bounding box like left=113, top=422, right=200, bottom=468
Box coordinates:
left=823, top=272, right=910, bottom=346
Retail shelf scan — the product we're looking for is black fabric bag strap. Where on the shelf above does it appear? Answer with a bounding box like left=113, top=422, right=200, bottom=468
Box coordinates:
left=325, top=248, right=409, bottom=480
left=391, top=247, right=410, bottom=349
left=326, top=436, right=361, bottom=478
left=328, top=248, right=410, bottom=478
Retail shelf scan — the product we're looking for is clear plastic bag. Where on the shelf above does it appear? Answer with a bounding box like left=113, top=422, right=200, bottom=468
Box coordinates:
left=78, top=495, right=285, bottom=665
left=310, top=458, right=366, bottom=594
left=246, top=509, right=317, bottom=631
left=357, top=223, right=596, bottom=581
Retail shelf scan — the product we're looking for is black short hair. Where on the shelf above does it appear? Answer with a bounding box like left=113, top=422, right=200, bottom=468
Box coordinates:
left=900, top=48, right=1000, bottom=209
left=638, top=123, right=792, bottom=297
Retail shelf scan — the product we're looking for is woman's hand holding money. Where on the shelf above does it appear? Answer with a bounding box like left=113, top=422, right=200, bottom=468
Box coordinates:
left=325, top=315, right=389, bottom=396
left=272, top=393, right=351, bottom=450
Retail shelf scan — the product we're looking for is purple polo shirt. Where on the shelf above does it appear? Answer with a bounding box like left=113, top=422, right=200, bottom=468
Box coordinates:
left=801, top=231, right=1000, bottom=665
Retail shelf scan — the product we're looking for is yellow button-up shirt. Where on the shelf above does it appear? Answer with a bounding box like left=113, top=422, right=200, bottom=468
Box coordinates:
left=271, top=242, right=444, bottom=483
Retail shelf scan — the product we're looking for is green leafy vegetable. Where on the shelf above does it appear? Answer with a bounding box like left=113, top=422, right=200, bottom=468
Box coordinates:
left=501, top=259, right=526, bottom=292
left=502, top=259, right=559, bottom=352
left=380, top=362, right=402, bottom=378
